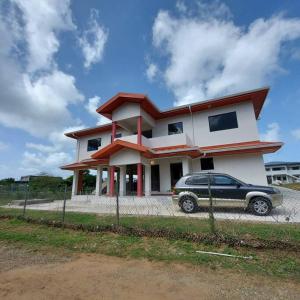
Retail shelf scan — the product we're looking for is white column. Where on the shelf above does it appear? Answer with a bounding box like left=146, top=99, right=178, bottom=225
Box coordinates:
left=144, top=164, right=151, bottom=196
left=182, top=157, right=191, bottom=175
left=95, top=166, right=103, bottom=196
left=119, top=166, right=126, bottom=196
left=72, top=170, right=79, bottom=197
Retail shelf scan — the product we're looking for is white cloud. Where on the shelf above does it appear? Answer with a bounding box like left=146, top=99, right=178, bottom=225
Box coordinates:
left=26, top=143, right=58, bottom=153
left=13, top=0, right=75, bottom=72
left=85, top=96, right=111, bottom=125
left=146, top=63, right=158, bottom=81
left=0, top=1, right=84, bottom=138
left=0, top=141, right=8, bottom=151
left=78, top=9, right=108, bottom=69
left=176, top=1, right=187, bottom=14
left=151, top=4, right=300, bottom=105
left=291, top=128, right=300, bottom=140
left=261, top=122, right=280, bottom=141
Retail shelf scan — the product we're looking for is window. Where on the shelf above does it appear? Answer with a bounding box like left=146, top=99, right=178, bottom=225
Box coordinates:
left=142, top=130, right=152, bottom=138
left=168, top=122, right=183, bottom=135
left=111, top=133, right=122, bottom=142
left=200, top=158, right=214, bottom=170
left=208, top=111, right=238, bottom=132
left=87, top=138, right=101, bottom=151
left=291, top=166, right=300, bottom=170
left=185, top=175, right=208, bottom=185
left=272, top=167, right=284, bottom=171
left=265, top=168, right=270, bottom=171
left=212, top=175, right=238, bottom=186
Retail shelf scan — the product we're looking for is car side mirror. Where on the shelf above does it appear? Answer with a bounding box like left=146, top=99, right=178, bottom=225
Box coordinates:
left=236, top=183, right=241, bottom=188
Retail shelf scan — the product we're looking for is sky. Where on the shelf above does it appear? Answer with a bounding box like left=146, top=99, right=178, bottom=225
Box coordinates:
left=0, top=0, right=300, bottom=180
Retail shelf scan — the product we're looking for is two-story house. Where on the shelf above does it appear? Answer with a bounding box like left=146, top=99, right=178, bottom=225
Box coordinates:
left=61, top=87, right=283, bottom=199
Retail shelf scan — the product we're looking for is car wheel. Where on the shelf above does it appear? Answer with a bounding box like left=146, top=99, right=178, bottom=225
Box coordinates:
left=180, top=196, right=198, bottom=213
left=250, top=197, right=272, bottom=216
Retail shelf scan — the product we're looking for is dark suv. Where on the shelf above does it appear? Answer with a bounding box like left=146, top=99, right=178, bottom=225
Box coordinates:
left=172, top=172, right=283, bottom=216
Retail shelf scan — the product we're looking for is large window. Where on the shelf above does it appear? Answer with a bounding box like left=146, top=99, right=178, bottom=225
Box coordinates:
left=168, top=122, right=183, bottom=135
left=208, top=111, right=238, bottom=132
left=185, top=175, right=208, bottom=185
left=200, top=157, right=214, bottom=170
left=87, top=138, right=101, bottom=151
left=272, top=167, right=284, bottom=171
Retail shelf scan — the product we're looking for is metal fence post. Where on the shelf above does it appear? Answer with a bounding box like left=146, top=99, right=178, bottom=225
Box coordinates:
left=208, top=173, right=216, bottom=234
left=116, top=171, right=120, bottom=226
left=62, top=185, right=67, bottom=225
left=22, top=184, right=28, bottom=217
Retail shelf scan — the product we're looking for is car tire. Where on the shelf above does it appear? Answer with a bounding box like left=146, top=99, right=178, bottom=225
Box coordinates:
left=250, top=197, right=272, bottom=216
left=179, top=196, right=198, bottom=213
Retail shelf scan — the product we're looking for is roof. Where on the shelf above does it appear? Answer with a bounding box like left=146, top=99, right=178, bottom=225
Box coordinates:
left=265, top=161, right=300, bottom=166
left=65, top=87, right=269, bottom=139
left=97, top=87, right=269, bottom=120
left=199, top=140, right=283, bottom=157
left=61, top=139, right=283, bottom=170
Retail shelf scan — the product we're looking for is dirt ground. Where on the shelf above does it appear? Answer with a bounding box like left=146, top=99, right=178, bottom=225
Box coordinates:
left=0, top=245, right=299, bottom=300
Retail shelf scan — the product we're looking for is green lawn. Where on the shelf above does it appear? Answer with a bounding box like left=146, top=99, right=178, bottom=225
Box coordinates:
left=281, top=183, right=300, bottom=191
left=0, top=207, right=299, bottom=244
left=0, top=218, right=299, bottom=280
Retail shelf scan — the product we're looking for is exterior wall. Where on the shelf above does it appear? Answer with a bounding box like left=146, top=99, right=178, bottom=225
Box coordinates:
left=110, top=148, right=141, bottom=166
left=153, top=101, right=259, bottom=147
left=112, top=103, right=141, bottom=121
left=77, top=128, right=129, bottom=161
left=192, top=154, right=267, bottom=185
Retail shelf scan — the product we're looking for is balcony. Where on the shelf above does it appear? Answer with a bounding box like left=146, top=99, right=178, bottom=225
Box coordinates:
left=119, top=133, right=191, bottom=149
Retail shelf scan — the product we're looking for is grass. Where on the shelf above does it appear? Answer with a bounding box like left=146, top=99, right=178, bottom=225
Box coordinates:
left=281, top=183, right=300, bottom=191
left=0, top=207, right=299, bottom=244
left=0, top=218, right=299, bottom=280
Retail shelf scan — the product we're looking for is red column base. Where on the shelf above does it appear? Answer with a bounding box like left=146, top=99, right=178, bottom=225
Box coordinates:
left=109, top=166, right=115, bottom=196
left=137, top=163, right=143, bottom=197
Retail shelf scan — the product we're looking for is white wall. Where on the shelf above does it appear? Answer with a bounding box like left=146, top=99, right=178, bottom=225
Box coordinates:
left=77, top=128, right=129, bottom=161
left=153, top=101, right=259, bottom=147
left=112, top=102, right=141, bottom=121
left=191, top=153, right=267, bottom=185
left=110, top=148, right=141, bottom=166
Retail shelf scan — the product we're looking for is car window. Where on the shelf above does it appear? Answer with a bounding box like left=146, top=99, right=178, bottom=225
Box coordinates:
left=185, top=175, right=208, bottom=185
left=212, top=175, right=238, bottom=185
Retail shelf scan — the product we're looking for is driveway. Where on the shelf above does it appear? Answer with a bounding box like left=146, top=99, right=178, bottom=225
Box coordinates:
left=3, top=187, right=300, bottom=223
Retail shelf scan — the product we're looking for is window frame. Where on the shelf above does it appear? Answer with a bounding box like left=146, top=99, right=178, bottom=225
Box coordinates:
left=208, top=111, right=238, bottom=132
left=87, top=138, right=101, bottom=152
left=168, top=122, right=183, bottom=135
left=200, top=157, right=214, bottom=171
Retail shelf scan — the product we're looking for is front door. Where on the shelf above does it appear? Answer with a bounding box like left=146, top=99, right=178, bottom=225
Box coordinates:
left=151, top=165, right=160, bottom=192
left=170, top=162, right=183, bottom=188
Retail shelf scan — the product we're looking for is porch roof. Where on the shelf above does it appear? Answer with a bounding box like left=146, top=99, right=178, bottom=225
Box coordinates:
left=60, top=158, right=108, bottom=170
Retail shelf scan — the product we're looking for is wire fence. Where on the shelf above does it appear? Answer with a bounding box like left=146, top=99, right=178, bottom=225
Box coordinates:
left=0, top=182, right=299, bottom=243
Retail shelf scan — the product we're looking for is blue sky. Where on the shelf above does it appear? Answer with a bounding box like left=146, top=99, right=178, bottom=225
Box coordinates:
left=0, top=0, right=300, bottom=179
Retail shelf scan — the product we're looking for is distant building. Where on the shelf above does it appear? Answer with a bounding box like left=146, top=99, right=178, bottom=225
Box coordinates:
left=20, top=172, right=62, bottom=182
left=265, top=162, right=300, bottom=184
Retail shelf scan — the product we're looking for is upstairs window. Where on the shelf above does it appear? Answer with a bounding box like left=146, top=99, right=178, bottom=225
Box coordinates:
left=200, top=157, right=214, bottom=170
left=111, top=133, right=122, bottom=142
left=272, top=167, right=284, bottom=171
left=87, top=138, right=101, bottom=151
left=208, top=111, right=238, bottom=132
left=168, top=122, right=183, bottom=135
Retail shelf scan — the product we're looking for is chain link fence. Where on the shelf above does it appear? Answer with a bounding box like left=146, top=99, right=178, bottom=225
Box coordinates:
left=0, top=182, right=299, bottom=244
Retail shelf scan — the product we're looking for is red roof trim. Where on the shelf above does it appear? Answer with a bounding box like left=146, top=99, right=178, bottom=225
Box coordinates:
left=60, top=158, right=108, bottom=170
left=96, top=87, right=269, bottom=120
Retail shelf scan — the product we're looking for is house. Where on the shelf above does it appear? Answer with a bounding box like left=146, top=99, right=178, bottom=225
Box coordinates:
left=20, top=172, right=62, bottom=182
left=265, top=161, right=300, bottom=184
left=61, top=87, right=283, bottom=199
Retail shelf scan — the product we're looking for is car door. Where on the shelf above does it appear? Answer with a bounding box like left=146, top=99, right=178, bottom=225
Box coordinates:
left=185, top=175, right=210, bottom=206
left=211, top=175, right=245, bottom=207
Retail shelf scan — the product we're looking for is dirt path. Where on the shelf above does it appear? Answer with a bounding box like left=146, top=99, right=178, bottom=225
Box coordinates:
left=0, top=247, right=299, bottom=300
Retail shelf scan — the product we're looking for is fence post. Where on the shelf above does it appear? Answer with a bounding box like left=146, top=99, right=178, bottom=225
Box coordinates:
left=22, top=184, right=28, bottom=217
left=62, top=185, right=67, bottom=226
left=208, top=173, right=216, bottom=234
left=116, top=171, right=120, bottom=227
